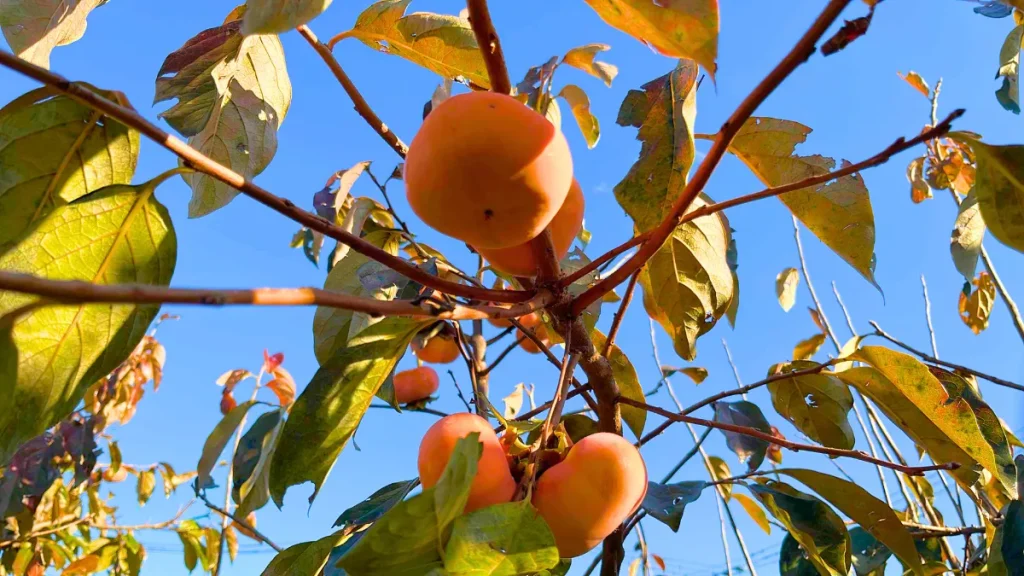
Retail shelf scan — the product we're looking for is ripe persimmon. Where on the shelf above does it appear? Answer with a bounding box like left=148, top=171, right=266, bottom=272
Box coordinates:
left=404, top=91, right=574, bottom=249
left=516, top=314, right=553, bottom=354
left=532, top=432, right=648, bottom=557
left=477, top=179, right=585, bottom=277
left=418, top=413, right=516, bottom=513
left=412, top=331, right=461, bottom=364
left=393, top=366, right=439, bottom=404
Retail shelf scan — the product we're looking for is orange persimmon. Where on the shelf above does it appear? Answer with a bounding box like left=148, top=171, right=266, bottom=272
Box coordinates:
left=412, top=331, right=461, bottom=364
left=393, top=366, right=440, bottom=404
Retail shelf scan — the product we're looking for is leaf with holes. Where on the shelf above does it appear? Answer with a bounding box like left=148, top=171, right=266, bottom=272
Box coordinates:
left=558, top=84, right=600, bottom=149
left=641, top=481, right=705, bottom=532
left=959, top=271, right=996, bottom=335
left=776, top=267, right=799, bottom=312
left=713, top=401, right=772, bottom=472
left=582, top=0, right=718, bottom=77
left=562, top=43, right=618, bottom=86
left=767, top=362, right=854, bottom=449
left=343, top=0, right=489, bottom=88
left=443, top=500, right=560, bottom=575
left=951, top=191, right=986, bottom=281
left=0, top=173, right=177, bottom=462
left=0, top=85, right=139, bottom=253
left=0, top=0, right=105, bottom=68
left=718, top=118, right=878, bottom=287
left=242, top=0, right=332, bottom=35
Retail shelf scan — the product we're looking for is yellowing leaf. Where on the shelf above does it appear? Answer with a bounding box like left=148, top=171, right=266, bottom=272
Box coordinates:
left=898, top=71, right=930, bottom=97
left=582, top=0, right=718, bottom=78
left=995, top=25, right=1024, bottom=114
left=721, top=118, right=878, bottom=286
left=951, top=136, right=1024, bottom=254
left=907, top=156, right=932, bottom=204
left=776, top=267, right=799, bottom=312
left=767, top=362, right=854, bottom=449
left=732, top=492, right=770, bottom=534
left=343, top=0, right=489, bottom=88
left=242, top=0, right=332, bottom=35
left=0, top=0, right=105, bottom=68
left=562, top=43, right=618, bottom=86
left=793, top=333, right=827, bottom=361
left=707, top=455, right=732, bottom=500
left=136, top=469, right=156, bottom=506
left=951, top=191, right=986, bottom=282
left=959, top=271, right=996, bottom=335
left=662, top=365, right=709, bottom=384
left=558, top=84, right=600, bottom=149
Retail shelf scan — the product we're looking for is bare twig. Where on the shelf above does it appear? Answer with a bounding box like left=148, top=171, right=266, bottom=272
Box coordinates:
left=447, top=370, right=474, bottom=413
left=870, top=322, right=1024, bottom=391
left=921, top=276, right=940, bottom=359
left=466, top=0, right=512, bottom=94
left=479, top=336, right=526, bottom=376
left=602, top=270, right=640, bottom=357
left=0, top=49, right=533, bottom=305
left=721, top=339, right=744, bottom=389
left=199, top=494, right=283, bottom=553
left=369, top=403, right=448, bottom=417
left=486, top=326, right=515, bottom=346
left=297, top=26, right=408, bottom=157
left=832, top=281, right=857, bottom=336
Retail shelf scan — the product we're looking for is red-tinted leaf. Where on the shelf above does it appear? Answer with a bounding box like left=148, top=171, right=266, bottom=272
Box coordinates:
left=220, top=393, right=238, bottom=415
left=767, top=426, right=785, bottom=465
left=652, top=554, right=666, bottom=570
left=263, top=350, right=284, bottom=373
left=266, top=372, right=295, bottom=407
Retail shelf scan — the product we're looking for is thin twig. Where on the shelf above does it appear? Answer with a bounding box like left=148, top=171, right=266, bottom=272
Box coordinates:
left=447, top=370, right=474, bottom=413
left=0, top=49, right=534, bottom=305
left=507, top=316, right=600, bottom=413
left=465, top=0, right=512, bottom=94
left=870, top=322, right=1024, bottom=391
left=479, top=336, right=526, bottom=376
left=602, top=270, right=640, bottom=357
left=831, top=281, right=857, bottom=337
left=486, top=326, right=515, bottom=346
left=921, top=276, right=940, bottom=359
left=297, top=26, right=408, bottom=157
left=661, top=427, right=712, bottom=482
left=721, top=339, right=744, bottom=390
left=199, top=494, right=283, bottom=553
left=369, top=403, right=448, bottom=417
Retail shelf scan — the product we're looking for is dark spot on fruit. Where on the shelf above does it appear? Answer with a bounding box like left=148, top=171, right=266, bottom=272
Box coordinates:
left=484, top=209, right=494, bottom=220
left=489, top=104, right=496, bottom=109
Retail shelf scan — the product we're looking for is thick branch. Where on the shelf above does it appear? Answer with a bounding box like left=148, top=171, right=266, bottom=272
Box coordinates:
left=0, top=50, right=531, bottom=305
left=870, top=321, right=1024, bottom=392
left=297, top=26, right=408, bottom=158
left=619, top=397, right=958, bottom=476
left=0, top=271, right=551, bottom=321
left=466, top=0, right=512, bottom=94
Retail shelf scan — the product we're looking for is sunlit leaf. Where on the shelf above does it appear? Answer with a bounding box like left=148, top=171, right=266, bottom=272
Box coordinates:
left=641, top=481, right=705, bottom=532
left=0, top=85, right=139, bottom=253
left=343, top=0, right=489, bottom=88
left=950, top=136, right=1024, bottom=253
left=776, top=267, right=799, bottom=312
left=906, top=157, right=932, bottom=204
left=996, top=24, right=1024, bottom=113
left=951, top=191, right=986, bottom=281
left=0, top=173, right=177, bottom=462
left=581, top=0, right=718, bottom=77
left=776, top=469, right=921, bottom=571
left=443, top=500, right=560, bottom=574
left=136, top=469, right=156, bottom=506
left=959, top=271, right=996, bottom=335
left=720, top=118, right=878, bottom=287
left=767, top=362, right=854, bottom=449
left=558, top=84, right=600, bottom=148
left=707, top=455, right=732, bottom=500
left=0, top=0, right=105, bottom=68
left=231, top=409, right=283, bottom=512
left=197, top=400, right=258, bottom=490
left=732, top=492, right=771, bottom=534
left=793, top=333, right=827, bottom=361
left=261, top=531, right=346, bottom=576
left=748, top=480, right=851, bottom=576
left=503, top=384, right=526, bottom=420
left=590, top=329, right=646, bottom=439
left=562, top=43, right=618, bottom=86
left=663, top=365, right=708, bottom=384
left=242, top=0, right=332, bottom=35
left=270, top=317, right=431, bottom=505
left=898, top=71, right=930, bottom=97
left=713, top=401, right=772, bottom=472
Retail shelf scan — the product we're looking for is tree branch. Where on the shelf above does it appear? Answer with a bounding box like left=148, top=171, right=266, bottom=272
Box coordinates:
left=0, top=49, right=532, bottom=305
left=199, top=494, right=283, bottom=553
left=0, top=271, right=551, bottom=321
left=297, top=26, right=408, bottom=158
left=466, top=0, right=512, bottom=94
left=870, top=321, right=1024, bottom=392
left=618, top=396, right=959, bottom=476
left=602, top=270, right=640, bottom=357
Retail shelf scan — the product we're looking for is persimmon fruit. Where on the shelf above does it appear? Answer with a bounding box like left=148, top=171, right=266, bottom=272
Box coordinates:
left=393, top=366, right=439, bottom=404
left=477, top=179, right=585, bottom=277
left=418, top=413, right=516, bottom=513
left=516, top=314, right=552, bottom=354
left=412, top=332, right=461, bottom=364
left=532, top=432, right=648, bottom=558
left=404, top=91, right=574, bottom=249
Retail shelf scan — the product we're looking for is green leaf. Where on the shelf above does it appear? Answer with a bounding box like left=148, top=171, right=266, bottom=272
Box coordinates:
left=950, top=136, right=1024, bottom=253
left=344, top=0, right=490, bottom=88
left=589, top=329, right=646, bottom=439
left=232, top=409, right=282, bottom=506
left=748, top=480, right=852, bottom=576
left=0, top=174, right=177, bottom=462
left=261, top=531, right=345, bottom=576
left=732, top=492, right=771, bottom=534
left=0, top=85, right=139, bottom=252
left=136, top=469, right=156, bottom=506
left=713, top=401, right=772, bottom=472
left=270, top=317, right=430, bottom=505
left=333, top=479, right=418, bottom=530
left=1000, top=500, right=1024, bottom=574
left=0, top=0, right=105, bottom=68
left=339, top=434, right=482, bottom=575
left=849, top=527, right=892, bottom=576
left=196, top=400, right=258, bottom=490
left=581, top=0, right=718, bottom=77
left=640, top=480, right=705, bottom=532
left=792, top=333, right=827, bottom=361
left=561, top=44, right=618, bottom=87
left=779, top=533, right=821, bottom=576
left=721, top=118, right=878, bottom=286
left=558, top=84, right=600, bottom=149
left=313, top=231, right=402, bottom=364
left=951, top=191, right=986, bottom=282
left=443, top=500, right=560, bottom=575
left=242, top=0, right=332, bottom=35
left=154, top=17, right=291, bottom=216
left=767, top=362, right=854, bottom=449
left=838, top=348, right=991, bottom=490
left=995, top=25, right=1024, bottom=114
left=775, top=469, right=922, bottom=572
left=776, top=267, right=799, bottom=312
left=930, top=367, right=1016, bottom=499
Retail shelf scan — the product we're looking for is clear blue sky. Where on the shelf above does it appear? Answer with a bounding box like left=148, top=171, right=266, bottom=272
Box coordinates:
left=3, top=1, right=1024, bottom=574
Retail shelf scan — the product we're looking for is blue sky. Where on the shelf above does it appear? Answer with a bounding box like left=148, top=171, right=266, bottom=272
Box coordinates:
left=4, top=0, right=1024, bottom=574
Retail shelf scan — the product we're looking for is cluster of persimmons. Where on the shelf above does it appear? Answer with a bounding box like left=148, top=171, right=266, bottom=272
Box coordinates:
left=390, top=91, right=648, bottom=558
